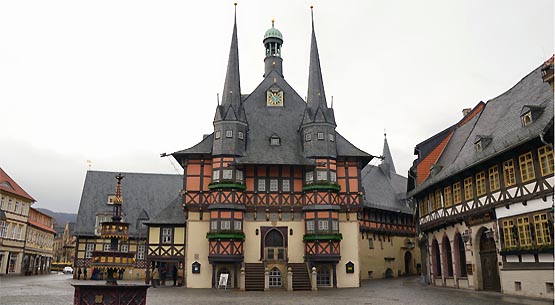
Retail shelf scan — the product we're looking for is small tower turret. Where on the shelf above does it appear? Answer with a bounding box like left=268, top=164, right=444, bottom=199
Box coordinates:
left=263, top=20, right=284, bottom=77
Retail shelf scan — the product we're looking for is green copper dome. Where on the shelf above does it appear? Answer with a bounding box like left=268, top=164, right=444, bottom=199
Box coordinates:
left=264, top=23, right=283, bottom=40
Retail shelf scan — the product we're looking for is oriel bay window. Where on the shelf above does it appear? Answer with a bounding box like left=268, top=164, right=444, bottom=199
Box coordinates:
left=212, top=168, right=244, bottom=184
left=305, top=211, right=339, bottom=234
left=210, top=210, right=243, bottom=233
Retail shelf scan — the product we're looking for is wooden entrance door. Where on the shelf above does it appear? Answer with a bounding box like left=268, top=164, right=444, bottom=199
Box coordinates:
left=479, top=229, right=500, bottom=291
left=404, top=251, right=412, bottom=275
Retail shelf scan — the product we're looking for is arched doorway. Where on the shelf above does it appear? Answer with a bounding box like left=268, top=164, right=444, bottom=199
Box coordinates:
left=431, top=239, right=442, bottom=277
left=264, top=229, right=285, bottom=261
left=385, top=268, right=394, bottom=278
left=404, top=251, right=412, bottom=275
left=442, top=236, right=453, bottom=277
left=479, top=229, right=500, bottom=291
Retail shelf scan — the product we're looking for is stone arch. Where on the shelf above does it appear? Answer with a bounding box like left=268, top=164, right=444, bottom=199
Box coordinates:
left=442, top=235, right=453, bottom=277
left=431, top=238, right=442, bottom=277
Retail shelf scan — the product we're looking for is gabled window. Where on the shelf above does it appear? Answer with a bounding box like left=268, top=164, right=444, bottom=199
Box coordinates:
left=474, top=141, right=482, bottom=152
left=522, top=112, right=532, bottom=126
left=270, top=136, right=281, bottom=146
left=474, top=135, right=492, bottom=152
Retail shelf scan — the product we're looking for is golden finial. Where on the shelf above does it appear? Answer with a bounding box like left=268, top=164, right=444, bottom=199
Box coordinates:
left=272, top=19, right=275, bottom=27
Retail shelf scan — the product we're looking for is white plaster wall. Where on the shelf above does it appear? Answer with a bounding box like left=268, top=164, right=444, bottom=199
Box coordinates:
left=500, top=270, right=554, bottom=299
left=185, top=213, right=211, bottom=288
left=495, top=197, right=552, bottom=219
left=336, top=215, right=360, bottom=288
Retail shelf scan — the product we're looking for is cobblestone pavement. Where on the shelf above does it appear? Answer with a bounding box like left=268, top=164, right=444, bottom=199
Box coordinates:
left=0, top=273, right=553, bottom=305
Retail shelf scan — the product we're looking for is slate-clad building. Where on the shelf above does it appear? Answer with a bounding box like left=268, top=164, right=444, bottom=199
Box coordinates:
left=74, top=7, right=418, bottom=289
left=169, top=7, right=417, bottom=290
left=74, top=171, right=181, bottom=280
left=408, top=57, right=554, bottom=298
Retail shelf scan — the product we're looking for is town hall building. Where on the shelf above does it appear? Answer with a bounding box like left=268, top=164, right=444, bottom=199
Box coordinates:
left=74, top=6, right=419, bottom=290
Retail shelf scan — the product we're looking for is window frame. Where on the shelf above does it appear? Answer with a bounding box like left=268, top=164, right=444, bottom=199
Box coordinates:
left=538, top=145, right=554, bottom=176
left=517, top=216, right=532, bottom=247
left=475, top=171, right=486, bottom=196
left=225, top=130, right=233, bottom=138
left=317, top=132, right=324, bottom=140
left=518, top=152, right=535, bottom=183
left=503, top=159, right=516, bottom=187
left=463, top=177, right=473, bottom=201
left=453, top=182, right=462, bottom=204
left=162, top=227, right=173, bottom=244
left=488, top=166, right=500, bottom=191
left=443, top=186, right=453, bottom=208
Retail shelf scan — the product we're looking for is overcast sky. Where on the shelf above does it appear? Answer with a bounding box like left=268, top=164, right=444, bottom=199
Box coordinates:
left=0, top=1, right=553, bottom=213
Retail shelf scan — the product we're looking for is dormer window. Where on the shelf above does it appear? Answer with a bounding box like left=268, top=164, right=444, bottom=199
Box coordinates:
left=522, top=111, right=532, bottom=126
left=474, top=135, right=492, bottom=152
left=520, top=105, right=545, bottom=127
left=270, top=135, right=281, bottom=146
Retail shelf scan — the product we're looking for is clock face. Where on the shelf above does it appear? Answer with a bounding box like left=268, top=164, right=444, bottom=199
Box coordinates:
left=266, top=90, right=284, bottom=106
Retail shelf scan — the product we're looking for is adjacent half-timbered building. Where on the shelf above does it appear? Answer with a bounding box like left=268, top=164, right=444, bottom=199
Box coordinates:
left=359, top=136, right=419, bottom=280
left=74, top=171, right=181, bottom=280
left=408, top=56, right=554, bottom=299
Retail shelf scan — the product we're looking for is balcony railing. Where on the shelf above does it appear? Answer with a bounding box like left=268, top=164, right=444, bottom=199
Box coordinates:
left=264, top=247, right=287, bottom=261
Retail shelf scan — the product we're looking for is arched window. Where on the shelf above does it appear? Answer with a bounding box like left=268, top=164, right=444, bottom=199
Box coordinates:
left=317, top=267, right=331, bottom=286
left=269, top=267, right=282, bottom=287
left=443, top=236, right=453, bottom=277
left=455, top=233, right=467, bottom=277
left=265, top=230, right=284, bottom=247
left=432, top=239, right=442, bottom=277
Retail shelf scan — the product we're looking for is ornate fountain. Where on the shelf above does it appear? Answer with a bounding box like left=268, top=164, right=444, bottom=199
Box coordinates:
left=72, top=174, right=150, bottom=305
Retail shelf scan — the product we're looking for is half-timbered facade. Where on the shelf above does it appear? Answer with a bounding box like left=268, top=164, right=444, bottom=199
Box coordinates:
left=408, top=56, right=554, bottom=299
left=359, top=136, right=420, bottom=280
left=171, top=8, right=373, bottom=289
left=74, top=171, right=181, bottom=280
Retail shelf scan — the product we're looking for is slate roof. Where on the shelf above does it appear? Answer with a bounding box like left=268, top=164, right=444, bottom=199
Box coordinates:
left=361, top=139, right=411, bottom=214
left=410, top=64, right=554, bottom=196
left=0, top=167, right=35, bottom=202
left=74, top=170, right=182, bottom=238
left=146, top=197, right=185, bottom=225
left=172, top=15, right=371, bottom=166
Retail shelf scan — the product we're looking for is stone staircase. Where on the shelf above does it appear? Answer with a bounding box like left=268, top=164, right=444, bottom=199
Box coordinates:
left=289, top=263, right=311, bottom=291
left=244, top=263, right=265, bottom=291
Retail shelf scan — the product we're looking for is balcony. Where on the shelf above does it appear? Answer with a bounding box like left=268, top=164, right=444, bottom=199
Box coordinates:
left=264, top=247, right=287, bottom=262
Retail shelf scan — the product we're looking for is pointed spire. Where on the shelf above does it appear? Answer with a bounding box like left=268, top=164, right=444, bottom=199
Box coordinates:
left=305, top=6, right=335, bottom=125
left=220, top=3, right=242, bottom=116
left=380, top=133, right=397, bottom=175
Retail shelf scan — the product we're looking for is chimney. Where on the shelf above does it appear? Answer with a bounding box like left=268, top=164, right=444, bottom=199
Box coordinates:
left=462, top=108, right=471, bottom=117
